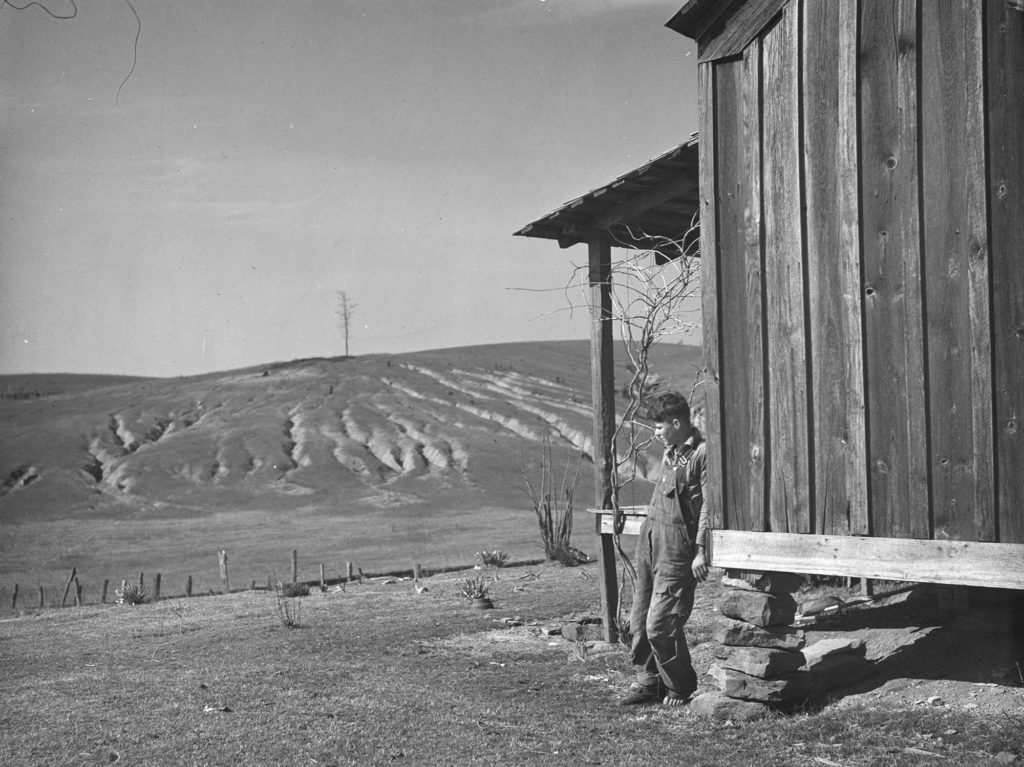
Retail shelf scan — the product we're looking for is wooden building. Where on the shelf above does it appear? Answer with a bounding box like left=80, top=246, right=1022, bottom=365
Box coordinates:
left=519, top=0, right=1023, bottom=619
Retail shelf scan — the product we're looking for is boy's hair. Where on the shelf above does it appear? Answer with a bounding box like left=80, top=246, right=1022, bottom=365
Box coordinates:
left=644, top=391, right=691, bottom=424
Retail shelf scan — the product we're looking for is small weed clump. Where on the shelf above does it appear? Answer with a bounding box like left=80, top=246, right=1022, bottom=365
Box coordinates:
left=475, top=550, right=509, bottom=568
left=115, top=581, right=148, bottom=605
left=460, top=576, right=490, bottom=600
left=271, top=581, right=308, bottom=628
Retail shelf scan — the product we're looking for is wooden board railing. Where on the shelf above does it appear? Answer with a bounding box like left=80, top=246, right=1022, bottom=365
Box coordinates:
left=588, top=506, right=1024, bottom=641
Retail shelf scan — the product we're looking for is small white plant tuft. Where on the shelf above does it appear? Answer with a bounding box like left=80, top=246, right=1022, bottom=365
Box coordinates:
left=460, top=576, right=490, bottom=600
left=475, top=550, right=509, bottom=568
left=114, top=581, right=148, bottom=605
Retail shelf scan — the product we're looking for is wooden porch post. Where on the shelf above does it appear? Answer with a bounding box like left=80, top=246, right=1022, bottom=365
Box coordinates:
left=589, top=237, right=618, bottom=642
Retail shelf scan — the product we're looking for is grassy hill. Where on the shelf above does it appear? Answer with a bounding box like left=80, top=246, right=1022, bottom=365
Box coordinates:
left=0, top=340, right=704, bottom=594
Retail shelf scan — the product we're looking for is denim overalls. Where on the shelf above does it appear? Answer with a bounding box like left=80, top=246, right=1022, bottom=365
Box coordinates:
left=628, top=435, right=706, bottom=697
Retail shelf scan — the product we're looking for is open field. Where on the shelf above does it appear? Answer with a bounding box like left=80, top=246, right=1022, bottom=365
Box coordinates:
left=3, top=340, right=1021, bottom=766
left=0, top=341, right=703, bottom=597
left=1, top=562, right=1021, bottom=766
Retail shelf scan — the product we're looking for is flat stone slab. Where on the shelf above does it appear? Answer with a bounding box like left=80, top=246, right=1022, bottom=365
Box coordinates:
left=801, top=637, right=867, bottom=670
left=715, top=645, right=806, bottom=677
left=690, top=691, right=770, bottom=721
left=718, top=590, right=797, bottom=627
left=713, top=616, right=806, bottom=650
left=704, top=663, right=811, bottom=702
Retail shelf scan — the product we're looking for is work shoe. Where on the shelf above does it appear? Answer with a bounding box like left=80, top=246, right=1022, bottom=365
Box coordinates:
left=617, top=682, right=663, bottom=706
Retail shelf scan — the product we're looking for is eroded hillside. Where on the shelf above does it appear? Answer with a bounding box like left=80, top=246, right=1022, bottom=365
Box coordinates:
left=1, top=342, right=704, bottom=524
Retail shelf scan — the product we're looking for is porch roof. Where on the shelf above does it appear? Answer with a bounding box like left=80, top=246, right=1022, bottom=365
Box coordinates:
left=514, top=134, right=699, bottom=258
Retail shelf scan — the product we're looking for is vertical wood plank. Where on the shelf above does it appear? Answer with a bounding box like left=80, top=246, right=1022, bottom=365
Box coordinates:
left=762, top=2, right=812, bottom=533
left=61, top=567, right=77, bottom=608
left=803, top=0, right=869, bottom=535
left=589, top=237, right=616, bottom=512
left=698, top=61, right=725, bottom=532
left=740, top=43, right=767, bottom=535
left=988, top=0, right=1024, bottom=544
left=859, top=0, right=930, bottom=539
left=920, top=0, right=994, bottom=541
left=715, top=46, right=767, bottom=533
left=218, top=549, right=230, bottom=592
left=588, top=237, right=618, bottom=643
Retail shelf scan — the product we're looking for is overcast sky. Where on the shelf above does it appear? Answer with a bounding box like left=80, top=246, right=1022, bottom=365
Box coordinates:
left=1, top=0, right=697, bottom=377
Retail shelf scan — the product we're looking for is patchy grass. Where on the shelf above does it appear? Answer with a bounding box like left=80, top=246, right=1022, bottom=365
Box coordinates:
left=1, top=563, right=1020, bottom=766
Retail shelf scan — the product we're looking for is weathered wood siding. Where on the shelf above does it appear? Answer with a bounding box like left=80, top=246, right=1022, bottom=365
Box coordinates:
left=920, top=1, right=994, bottom=542
left=698, top=63, right=726, bottom=531
left=859, top=0, right=930, bottom=539
left=713, top=44, right=767, bottom=532
left=987, top=0, right=1024, bottom=545
left=803, top=0, right=869, bottom=536
left=762, top=5, right=811, bottom=534
left=699, top=0, right=1023, bottom=544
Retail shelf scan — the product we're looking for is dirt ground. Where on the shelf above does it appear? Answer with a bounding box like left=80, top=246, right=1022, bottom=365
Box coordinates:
left=438, top=568, right=1024, bottom=717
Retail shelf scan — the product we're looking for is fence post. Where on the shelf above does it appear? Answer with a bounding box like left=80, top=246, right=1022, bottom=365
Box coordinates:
left=319, top=563, right=326, bottom=591
left=186, top=575, right=193, bottom=598
left=413, top=563, right=422, bottom=581
left=102, top=579, right=109, bottom=604
left=11, top=584, right=18, bottom=610
left=249, top=579, right=256, bottom=591
left=291, top=549, right=298, bottom=584
left=154, top=573, right=161, bottom=602
left=61, top=567, right=77, bottom=607
left=346, top=561, right=353, bottom=583
left=218, top=550, right=229, bottom=593
left=38, top=585, right=44, bottom=608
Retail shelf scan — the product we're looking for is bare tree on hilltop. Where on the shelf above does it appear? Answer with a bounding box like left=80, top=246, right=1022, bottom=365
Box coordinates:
left=336, top=290, right=356, bottom=357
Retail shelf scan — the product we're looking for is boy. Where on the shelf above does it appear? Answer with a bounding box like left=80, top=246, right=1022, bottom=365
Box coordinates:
left=619, top=391, right=709, bottom=706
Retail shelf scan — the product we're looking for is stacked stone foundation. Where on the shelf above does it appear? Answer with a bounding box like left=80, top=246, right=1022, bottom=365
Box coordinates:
left=691, top=571, right=871, bottom=721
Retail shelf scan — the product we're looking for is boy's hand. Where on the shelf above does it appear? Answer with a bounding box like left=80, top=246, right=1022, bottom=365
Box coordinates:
left=692, top=549, right=709, bottom=582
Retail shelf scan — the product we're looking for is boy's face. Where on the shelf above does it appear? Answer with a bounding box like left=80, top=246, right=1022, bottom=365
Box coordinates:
left=654, top=417, right=689, bottom=449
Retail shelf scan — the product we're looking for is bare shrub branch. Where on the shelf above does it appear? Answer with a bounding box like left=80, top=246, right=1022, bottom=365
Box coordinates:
left=271, top=578, right=306, bottom=628
left=520, top=428, right=589, bottom=565
left=561, top=214, right=703, bottom=631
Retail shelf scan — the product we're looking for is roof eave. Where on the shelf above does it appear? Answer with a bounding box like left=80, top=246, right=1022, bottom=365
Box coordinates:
left=665, top=0, right=735, bottom=40
left=514, top=135, right=700, bottom=253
